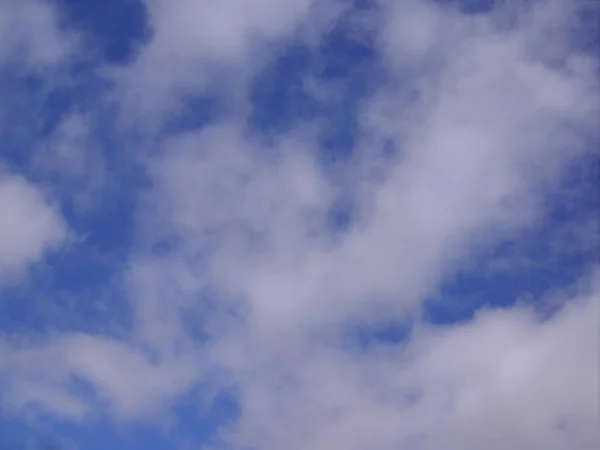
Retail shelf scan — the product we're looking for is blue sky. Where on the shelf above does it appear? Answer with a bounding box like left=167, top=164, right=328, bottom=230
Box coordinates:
left=0, top=0, right=598, bottom=449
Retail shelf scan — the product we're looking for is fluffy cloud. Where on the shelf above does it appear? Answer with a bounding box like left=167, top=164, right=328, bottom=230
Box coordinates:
left=0, top=0, right=598, bottom=449
left=109, top=0, right=338, bottom=127
left=0, top=170, right=67, bottom=281
left=217, top=273, right=599, bottom=450
left=0, top=0, right=76, bottom=68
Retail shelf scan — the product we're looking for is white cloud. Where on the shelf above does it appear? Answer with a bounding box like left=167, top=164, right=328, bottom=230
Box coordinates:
left=0, top=0, right=598, bottom=449
left=135, top=0, right=598, bottom=339
left=0, top=0, right=77, bottom=68
left=107, top=0, right=343, bottom=128
left=125, top=0, right=598, bottom=447
left=1, top=333, right=202, bottom=421
left=218, top=270, right=599, bottom=450
left=5, top=377, right=89, bottom=422
left=0, top=170, right=67, bottom=281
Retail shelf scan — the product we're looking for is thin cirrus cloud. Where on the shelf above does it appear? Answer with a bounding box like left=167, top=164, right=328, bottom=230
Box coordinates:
left=0, top=0, right=598, bottom=449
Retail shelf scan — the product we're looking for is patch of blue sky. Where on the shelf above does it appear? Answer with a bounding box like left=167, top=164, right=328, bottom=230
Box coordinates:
left=0, top=70, right=57, bottom=167
left=248, top=4, right=384, bottom=160
left=54, top=0, right=151, bottom=65
left=17, top=418, right=187, bottom=450
left=343, top=315, right=414, bottom=349
left=161, top=93, right=223, bottom=136
left=249, top=41, right=316, bottom=134
left=317, top=14, right=384, bottom=164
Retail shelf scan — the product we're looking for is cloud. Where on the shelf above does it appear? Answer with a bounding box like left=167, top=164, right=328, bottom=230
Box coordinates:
left=31, top=112, right=108, bottom=214
left=0, top=0, right=598, bottom=449
left=1, top=333, right=201, bottom=422
left=137, top=0, right=598, bottom=335
left=217, top=271, right=600, bottom=450
left=0, top=0, right=77, bottom=68
left=107, top=0, right=344, bottom=128
left=0, top=170, right=67, bottom=282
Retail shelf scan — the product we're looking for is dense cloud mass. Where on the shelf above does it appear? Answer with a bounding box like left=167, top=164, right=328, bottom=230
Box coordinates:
left=0, top=0, right=598, bottom=449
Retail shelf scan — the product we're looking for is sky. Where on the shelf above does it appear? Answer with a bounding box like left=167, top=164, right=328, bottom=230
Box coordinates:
left=0, top=0, right=599, bottom=449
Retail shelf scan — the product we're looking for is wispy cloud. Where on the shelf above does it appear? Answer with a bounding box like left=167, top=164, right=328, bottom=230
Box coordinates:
left=0, top=0, right=598, bottom=449
left=0, top=0, right=77, bottom=68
